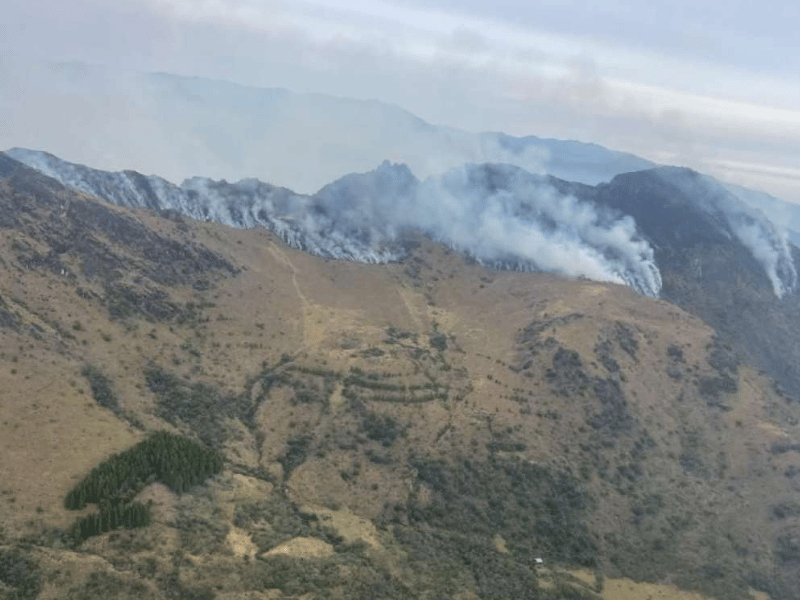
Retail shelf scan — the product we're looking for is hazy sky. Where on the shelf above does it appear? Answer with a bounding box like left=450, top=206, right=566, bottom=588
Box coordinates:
left=2, top=0, right=799, bottom=203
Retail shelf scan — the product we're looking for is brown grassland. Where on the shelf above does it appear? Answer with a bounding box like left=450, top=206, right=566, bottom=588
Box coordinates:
left=1, top=161, right=799, bottom=599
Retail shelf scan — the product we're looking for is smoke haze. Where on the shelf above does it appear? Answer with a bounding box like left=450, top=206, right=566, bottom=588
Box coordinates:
left=10, top=146, right=799, bottom=298
left=0, top=62, right=654, bottom=194
left=6, top=149, right=664, bottom=296
left=411, top=165, right=662, bottom=295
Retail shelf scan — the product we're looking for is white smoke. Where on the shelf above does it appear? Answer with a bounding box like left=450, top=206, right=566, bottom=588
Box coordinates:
left=8, top=146, right=665, bottom=298
left=404, top=165, right=662, bottom=295
left=654, top=168, right=797, bottom=297
left=724, top=211, right=797, bottom=298
left=294, top=162, right=661, bottom=295
left=6, top=149, right=663, bottom=295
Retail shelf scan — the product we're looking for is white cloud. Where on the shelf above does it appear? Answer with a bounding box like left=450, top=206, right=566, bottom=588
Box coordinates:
left=2, top=0, right=799, bottom=204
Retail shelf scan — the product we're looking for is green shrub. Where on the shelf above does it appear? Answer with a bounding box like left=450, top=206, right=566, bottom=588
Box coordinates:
left=360, top=412, right=403, bottom=447
left=0, top=548, right=41, bottom=600
left=81, top=364, right=119, bottom=412
left=65, top=569, right=153, bottom=600
left=234, top=494, right=343, bottom=552
left=243, top=555, right=342, bottom=595
left=429, top=333, right=448, bottom=352
left=278, top=435, right=311, bottom=479
left=771, top=502, right=800, bottom=520
left=406, top=457, right=597, bottom=568
left=175, top=511, right=229, bottom=555
left=145, top=365, right=250, bottom=447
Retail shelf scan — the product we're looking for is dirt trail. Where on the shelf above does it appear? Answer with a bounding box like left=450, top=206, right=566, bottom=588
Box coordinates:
left=267, top=243, right=326, bottom=348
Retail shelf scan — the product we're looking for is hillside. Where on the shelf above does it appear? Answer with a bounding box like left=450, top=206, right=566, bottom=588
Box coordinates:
left=592, top=168, right=800, bottom=398
left=11, top=150, right=800, bottom=399
left=1, top=155, right=800, bottom=599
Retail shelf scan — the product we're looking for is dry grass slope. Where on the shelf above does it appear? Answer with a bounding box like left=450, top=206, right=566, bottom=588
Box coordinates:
left=1, top=158, right=799, bottom=599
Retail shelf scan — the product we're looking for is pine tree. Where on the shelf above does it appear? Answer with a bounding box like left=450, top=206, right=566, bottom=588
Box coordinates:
left=64, top=431, right=221, bottom=542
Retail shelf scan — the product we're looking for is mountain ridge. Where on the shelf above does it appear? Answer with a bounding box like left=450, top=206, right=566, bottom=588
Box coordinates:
left=5, top=149, right=663, bottom=294
left=10, top=146, right=800, bottom=425
left=8, top=148, right=797, bottom=298
left=2, top=154, right=800, bottom=599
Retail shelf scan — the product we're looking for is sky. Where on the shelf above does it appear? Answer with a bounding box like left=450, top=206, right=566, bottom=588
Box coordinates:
left=2, top=0, right=799, bottom=204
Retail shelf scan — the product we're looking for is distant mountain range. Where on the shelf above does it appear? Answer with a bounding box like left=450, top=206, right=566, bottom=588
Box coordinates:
left=1, top=62, right=657, bottom=192
left=4, top=61, right=800, bottom=226
left=6, top=61, right=800, bottom=235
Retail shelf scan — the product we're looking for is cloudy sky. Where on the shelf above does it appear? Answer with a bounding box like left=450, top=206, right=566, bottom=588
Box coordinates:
left=2, top=0, right=799, bottom=203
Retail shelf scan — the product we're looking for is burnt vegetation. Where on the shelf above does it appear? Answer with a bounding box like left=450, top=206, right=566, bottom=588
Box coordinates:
left=0, top=160, right=237, bottom=335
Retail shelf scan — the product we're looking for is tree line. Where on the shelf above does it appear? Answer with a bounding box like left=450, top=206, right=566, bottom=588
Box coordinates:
left=65, top=430, right=224, bottom=542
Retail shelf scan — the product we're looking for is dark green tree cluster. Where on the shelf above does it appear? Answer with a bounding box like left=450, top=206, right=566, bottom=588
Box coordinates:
left=66, top=431, right=224, bottom=510
left=69, top=501, right=151, bottom=541
left=64, top=431, right=223, bottom=543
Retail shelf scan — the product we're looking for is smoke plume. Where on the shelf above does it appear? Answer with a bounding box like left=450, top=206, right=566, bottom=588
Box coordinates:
left=405, top=164, right=661, bottom=295
left=653, top=168, right=797, bottom=297
left=7, top=149, right=662, bottom=296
